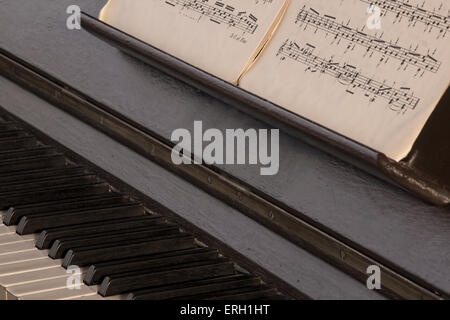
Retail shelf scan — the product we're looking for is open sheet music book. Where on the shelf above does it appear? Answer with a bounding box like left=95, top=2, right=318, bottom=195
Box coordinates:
left=99, top=0, right=450, bottom=162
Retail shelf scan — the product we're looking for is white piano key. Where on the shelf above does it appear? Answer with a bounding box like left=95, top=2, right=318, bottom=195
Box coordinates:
left=0, top=249, right=50, bottom=265
left=0, top=234, right=35, bottom=245
left=0, top=258, right=60, bottom=276
left=14, top=281, right=101, bottom=300
left=0, top=240, right=36, bottom=254
left=19, top=289, right=101, bottom=300
left=0, top=266, right=68, bottom=287
left=0, top=225, right=15, bottom=235
left=0, top=243, right=105, bottom=300
left=8, top=275, right=87, bottom=296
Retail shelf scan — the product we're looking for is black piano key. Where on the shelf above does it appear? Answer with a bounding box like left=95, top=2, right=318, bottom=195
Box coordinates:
left=16, top=203, right=145, bottom=235
left=98, top=259, right=235, bottom=296
left=37, top=215, right=165, bottom=249
left=0, top=174, right=98, bottom=193
left=84, top=247, right=218, bottom=285
left=0, top=182, right=111, bottom=209
left=0, top=176, right=101, bottom=197
left=62, top=233, right=196, bottom=268
left=49, top=224, right=179, bottom=259
left=0, top=122, right=18, bottom=131
left=0, top=136, right=36, bottom=150
left=127, top=274, right=260, bottom=300
left=0, top=154, right=66, bottom=173
left=0, top=128, right=26, bottom=134
left=3, top=193, right=127, bottom=226
left=0, top=168, right=94, bottom=185
left=0, top=147, right=56, bottom=160
left=0, top=130, right=30, bottom=139
left=0, top=166, right=86, bottom=184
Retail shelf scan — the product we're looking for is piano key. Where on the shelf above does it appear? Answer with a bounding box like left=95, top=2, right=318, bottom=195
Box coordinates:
left=0, top=225, right=61, bottom=276
left=48, top=224, right=179, bottom=259
left=0, top=154, right=66, bottom=173
left=98, top=259, right=235, bottom=296
left=3, top=192, right=127, bottom=226
left=6, top=276, right=98, bottom=299
left=127, top=274, right=260, bottom=300
left=0, top=225, right=16, bottom=235
left=0, top=122, right=18, bottom=131
left=0, top=233, right=35, bottom=244
left=0, top=249, right=50, bottom=266
left=0, top=259, right=61, bottom=277
left=0, top=230, right=107, bottom=300
left=0, top=241, right=36, bottom=254
left=62, top=233, right=196, bottom=268
left=0, top=165, right=86, bottom=184
left=0, top=223, right=42, bottom=247
left=0, top=266, right=72, bottom=287
left=0, top=180, right=107, bottom=199
left=0, top=182, right=111, bottom=209
left=36, top=215, right=164, bottom=249
left=0, top=118, right=283, bottom=300
left=84, top=247, right=218, bottom=285
left=0, top=174, right=98, bottom=194
left=0, top=147, right=56, bottom=161
left=17, top=203, right=145, bottom=235
left=0, top=173, right=97, bottom=195
left=0, top=136, right=36, bottom=150
left=0, top=169, right=95, bottom=186
left=18, top=287, right=101, bottom=300
left=0, top=130, right=30, bottom=139
left=0, top=246, right=101, bottom=300
left=0, top=135, right=34, bottom=147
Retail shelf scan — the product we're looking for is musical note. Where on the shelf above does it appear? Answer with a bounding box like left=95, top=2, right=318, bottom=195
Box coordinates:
left=277, top=39, right=421, bottom=113
left=360, top=0, right=450, bottom=36
left=295, top=7, right=442, bottom=73
left=164, top=0, right=259, bottom=34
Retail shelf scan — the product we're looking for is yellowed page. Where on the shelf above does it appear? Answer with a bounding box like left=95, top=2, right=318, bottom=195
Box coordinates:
left=99, top=0, right=287, bottom=84
left=240, top=0, right=450, bottom=161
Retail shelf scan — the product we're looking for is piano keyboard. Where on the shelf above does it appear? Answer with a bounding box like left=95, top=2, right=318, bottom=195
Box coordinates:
left=0, top=114, right=284, bottom=300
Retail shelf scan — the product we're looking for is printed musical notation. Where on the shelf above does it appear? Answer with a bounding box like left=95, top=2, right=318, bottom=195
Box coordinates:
left=277, top=39, right=421, bottom=113
left=360, top=0, right=450, bottom=35
left=164, top=0, right=259, bottom=34
left=295, top=7, right=441, bottom=73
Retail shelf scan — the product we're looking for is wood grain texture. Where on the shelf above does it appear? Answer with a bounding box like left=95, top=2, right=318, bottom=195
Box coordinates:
left=0, top=0, right=448, bottom=296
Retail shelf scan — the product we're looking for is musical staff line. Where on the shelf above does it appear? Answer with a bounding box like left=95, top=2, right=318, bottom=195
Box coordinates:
left=295, top=7, right=441, bottom=73
left=164, top=0, right=259, bottom=34
left=360, top=0, right=450, bottom=35
left=277, top=39, right=421, bottom=113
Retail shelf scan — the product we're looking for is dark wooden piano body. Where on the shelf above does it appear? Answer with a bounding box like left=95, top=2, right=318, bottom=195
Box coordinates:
left=0, top=0, right=449, bottom=300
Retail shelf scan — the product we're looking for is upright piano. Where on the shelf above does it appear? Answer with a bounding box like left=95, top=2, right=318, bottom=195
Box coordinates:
left=0, top=0, right=448, bottom=301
